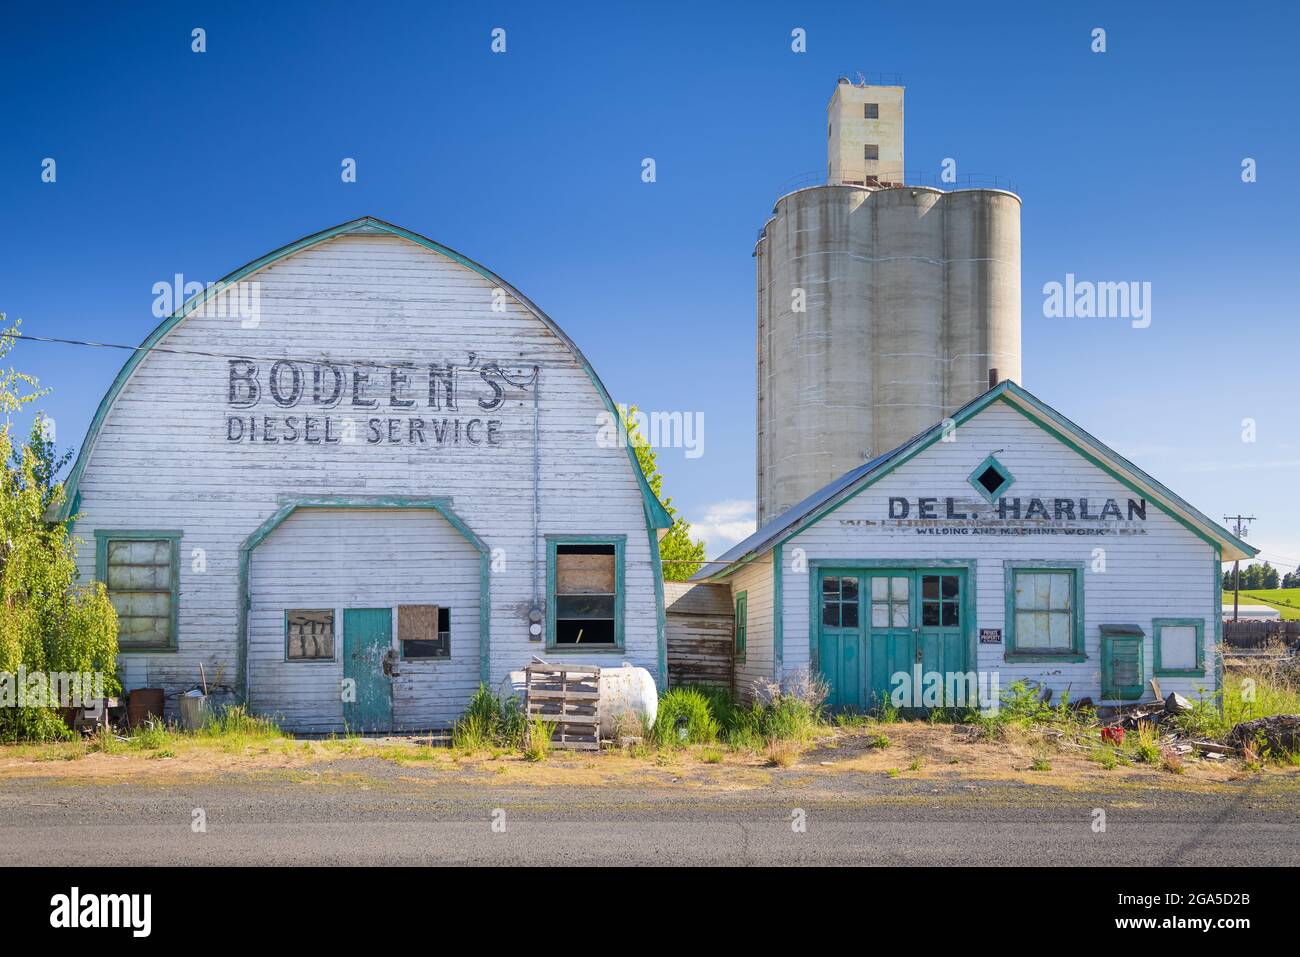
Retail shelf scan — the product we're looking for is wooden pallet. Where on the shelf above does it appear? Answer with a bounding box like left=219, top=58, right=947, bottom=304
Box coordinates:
left=525, top=664, right=601, bottom=751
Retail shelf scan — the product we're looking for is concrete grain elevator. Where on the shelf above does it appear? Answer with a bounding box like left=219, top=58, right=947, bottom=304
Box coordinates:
left=755, top=77, right=1022, bottom=524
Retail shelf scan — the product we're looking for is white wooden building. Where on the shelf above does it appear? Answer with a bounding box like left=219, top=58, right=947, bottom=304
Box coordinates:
left=58, top=217, right=671, bottom=732
left=695, top=381, right=1255, bottom=711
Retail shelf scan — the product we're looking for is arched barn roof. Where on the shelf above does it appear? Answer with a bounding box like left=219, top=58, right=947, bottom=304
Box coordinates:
left=56, top=216, right=673, bottom=530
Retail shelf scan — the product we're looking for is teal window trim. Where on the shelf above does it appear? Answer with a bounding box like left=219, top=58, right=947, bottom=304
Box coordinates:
left=94, top=529, right=182, bottom=654
left=967, top=453, right=1015, bottom=504
left=1153, top=617, right=1205, bottom=676
left=283, top=608, right=338, bottom=663
left=545, top=534, right=626, bottom=652
left=1003, top=560, right=1086, bottom=663
left=734, top=590, right=748, bottom=663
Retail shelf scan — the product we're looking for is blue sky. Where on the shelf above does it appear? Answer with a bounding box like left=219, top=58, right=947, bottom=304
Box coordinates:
left=2, top=1, right=1296, bottom=572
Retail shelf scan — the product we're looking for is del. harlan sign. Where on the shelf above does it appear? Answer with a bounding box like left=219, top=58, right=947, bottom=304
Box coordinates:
left=222, top=355, right=535, bottom=447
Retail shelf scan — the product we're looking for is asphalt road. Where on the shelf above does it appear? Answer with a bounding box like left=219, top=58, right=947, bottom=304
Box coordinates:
left=2, top=766, right=1296, bottom=865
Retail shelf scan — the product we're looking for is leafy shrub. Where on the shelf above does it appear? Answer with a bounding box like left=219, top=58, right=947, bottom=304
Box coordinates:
left=0, top=359, right=120, bottom=743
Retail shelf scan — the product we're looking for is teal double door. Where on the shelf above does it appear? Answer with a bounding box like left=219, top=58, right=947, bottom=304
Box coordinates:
left=817, top=568, right=969, bottom=712
left=343, top=608, right=393, bottom=733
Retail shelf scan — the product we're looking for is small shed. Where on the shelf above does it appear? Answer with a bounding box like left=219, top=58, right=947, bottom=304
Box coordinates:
left=664, top=581, right=734, bottom=690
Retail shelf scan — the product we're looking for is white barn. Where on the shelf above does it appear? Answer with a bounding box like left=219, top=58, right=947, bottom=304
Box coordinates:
left=58, top=217, right=671, bottom=732
left=696, top=381, right=1255, bottom=711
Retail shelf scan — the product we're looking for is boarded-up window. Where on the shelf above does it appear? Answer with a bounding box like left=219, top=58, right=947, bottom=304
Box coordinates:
left=104, top=538, right=176, bottom=650
left=286, top=609, right=335, bottom=660
left=553, top=543, right=618, bottom=645
left=1012, top=571, right=1075, bottom=651
left=1155, top=619, right=1202, bottom=674
left=399, top=604, right=450, bottom=659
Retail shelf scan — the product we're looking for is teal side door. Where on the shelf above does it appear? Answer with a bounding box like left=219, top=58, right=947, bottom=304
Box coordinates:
left=916, top=571, right=967, bottom=708
left=817, top=568, right=970, bottom=713
left=343, top=608, right=393, bottom=733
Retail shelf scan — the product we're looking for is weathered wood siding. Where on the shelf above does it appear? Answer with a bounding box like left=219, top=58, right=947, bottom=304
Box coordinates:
left=664, top=581, right=733, bottom=690
left=73, top=231, right=661, bottom=728
left=777, top=401, right=1219, bottom=704
left=248, top=508, right=480, bottom=731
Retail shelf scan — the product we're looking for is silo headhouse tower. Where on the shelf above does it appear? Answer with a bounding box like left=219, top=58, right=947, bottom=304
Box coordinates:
left=755, top=77, right=1022, bottom=524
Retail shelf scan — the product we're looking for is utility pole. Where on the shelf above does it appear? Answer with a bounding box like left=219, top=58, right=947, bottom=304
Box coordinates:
left=1223, top=514, right=1256, bottom=623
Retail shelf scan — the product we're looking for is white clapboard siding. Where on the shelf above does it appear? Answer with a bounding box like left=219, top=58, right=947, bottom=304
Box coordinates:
left=248, top=508, right=480, bottom=731
left=72, top=233, right=661, bottom=729
left=737, top=401, right=1217, bottom=705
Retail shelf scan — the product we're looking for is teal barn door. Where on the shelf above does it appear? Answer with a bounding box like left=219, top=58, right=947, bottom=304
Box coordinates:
left=818, top=568, right=970, bottom=713
left=343, top=608, right=393, bottom=733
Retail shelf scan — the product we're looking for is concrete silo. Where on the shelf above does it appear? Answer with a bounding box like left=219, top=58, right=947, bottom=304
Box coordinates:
left=755, top=78, right=1021, bottom=524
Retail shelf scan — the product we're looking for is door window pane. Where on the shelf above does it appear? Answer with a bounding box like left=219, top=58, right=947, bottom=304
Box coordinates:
left=871, top=603, right=889, bottom=627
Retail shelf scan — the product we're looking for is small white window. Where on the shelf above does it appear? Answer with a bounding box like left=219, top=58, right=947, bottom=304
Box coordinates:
left=1154, top=619, right=1203, bottom=674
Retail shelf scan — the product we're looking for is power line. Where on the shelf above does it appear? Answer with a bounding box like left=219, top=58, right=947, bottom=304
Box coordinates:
left=5, top=330, right=556, bottom=379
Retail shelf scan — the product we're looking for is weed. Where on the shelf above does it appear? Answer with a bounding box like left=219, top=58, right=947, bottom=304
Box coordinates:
left=868, top=732, right=891, bottom=749
left=523, top=718, right=554, bottom=762
left=1030, top=755, right=1052, bottom=772
left=1129, top=722, right=1162, bottom=765
left=907, top=757, right=922, bottom=772
left=699, top=747, right=724, bottom=764
left=765, top=739, right=798, bottom=767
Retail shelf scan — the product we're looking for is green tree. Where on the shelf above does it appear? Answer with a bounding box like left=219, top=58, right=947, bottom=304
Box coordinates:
left=0, top=318, right=119, bottom=742
left=621, top=406, right=706, bottom=581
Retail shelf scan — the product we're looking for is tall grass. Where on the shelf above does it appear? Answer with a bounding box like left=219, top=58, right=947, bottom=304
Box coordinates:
left=653, top=676, right=828, bottom=755
left=1174, top=665, right=1300, bottom=742
left=451, top=684, right=526, bottom=752
left=651, top=687, right=721, bottom=747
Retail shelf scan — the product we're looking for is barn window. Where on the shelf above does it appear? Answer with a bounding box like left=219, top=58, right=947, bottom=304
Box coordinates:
left=1153, top=618, right=1203, bottom=676
left=400, top=604, right=450, bottom=659
left=286, top=609, right=335, bottom=661
left=968, top=454, right=1014, bottom=503
left=864, top=103, right=879, bottom=119
left=863, top=144, right=879, bottom=161
left=734, top=591, right=748, bottom=661
left=1004, top=562, right=1085, bottom=661
left=547, top=537, right=624, bottom=648
left=824, top=575, right=862, bottom=627
left=95, top=531, right=180, bottom=652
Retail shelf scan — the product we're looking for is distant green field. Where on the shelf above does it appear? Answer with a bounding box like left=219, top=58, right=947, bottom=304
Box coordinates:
left=1221, top=588, right=1300, bottom=620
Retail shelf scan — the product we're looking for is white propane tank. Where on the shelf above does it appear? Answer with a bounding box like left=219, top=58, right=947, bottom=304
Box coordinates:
left=597, top=665, right=658, bottom=739
left=498, top=664, right=658, bottom=741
